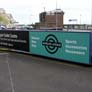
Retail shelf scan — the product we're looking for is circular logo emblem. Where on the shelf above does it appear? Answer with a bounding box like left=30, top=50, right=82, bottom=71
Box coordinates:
left=42, top=34, right=62, bottom=54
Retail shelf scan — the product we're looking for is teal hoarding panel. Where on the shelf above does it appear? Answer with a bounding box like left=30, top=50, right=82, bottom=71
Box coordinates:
left=90, top=32, right=92, bottom=64
left=29, top=31, right=90, bottom=64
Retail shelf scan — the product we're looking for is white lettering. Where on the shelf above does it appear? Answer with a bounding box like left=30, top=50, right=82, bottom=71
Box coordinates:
left=65, top=40, right=77, bottom=44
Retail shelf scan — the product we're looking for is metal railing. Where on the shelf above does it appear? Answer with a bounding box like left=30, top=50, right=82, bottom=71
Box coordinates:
left=63, top=24, right=92, bottom=32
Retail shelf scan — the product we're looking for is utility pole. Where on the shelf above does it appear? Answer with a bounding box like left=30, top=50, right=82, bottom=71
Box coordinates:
left=56, top=0, right=58, bottom=31
left=80, top=14, right=81, bottom=24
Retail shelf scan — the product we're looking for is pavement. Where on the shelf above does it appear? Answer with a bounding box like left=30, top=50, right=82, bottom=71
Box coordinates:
left=0, top=52, right=92, bottom=92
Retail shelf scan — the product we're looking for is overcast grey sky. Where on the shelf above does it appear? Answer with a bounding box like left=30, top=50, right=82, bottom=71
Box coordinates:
left=0, top=0, right=92, bottom=24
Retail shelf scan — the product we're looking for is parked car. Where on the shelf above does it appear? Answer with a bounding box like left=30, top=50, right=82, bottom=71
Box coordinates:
left=0, top=25, right=6, bottom=30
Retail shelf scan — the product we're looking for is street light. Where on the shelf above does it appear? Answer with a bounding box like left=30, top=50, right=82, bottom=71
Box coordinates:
left=90, top=0, right=92, bottom=25
left=56, top=0, right=58, bottom=31
left=80, top=14, right=82, bottom=24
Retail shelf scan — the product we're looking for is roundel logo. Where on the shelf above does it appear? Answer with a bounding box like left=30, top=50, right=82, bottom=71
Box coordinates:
left=42, top=34, right=62, bottom=54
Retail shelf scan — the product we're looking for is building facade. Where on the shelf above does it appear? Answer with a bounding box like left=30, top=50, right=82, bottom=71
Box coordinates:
left=38, top=9, right=64, bottom=29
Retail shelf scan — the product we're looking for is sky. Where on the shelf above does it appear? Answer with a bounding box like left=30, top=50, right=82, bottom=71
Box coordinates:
left=0, top=0, right=92, bottom=24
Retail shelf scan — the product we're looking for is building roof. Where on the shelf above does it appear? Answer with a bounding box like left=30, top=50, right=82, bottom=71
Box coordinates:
left=46, top=9, right=64, bottom=15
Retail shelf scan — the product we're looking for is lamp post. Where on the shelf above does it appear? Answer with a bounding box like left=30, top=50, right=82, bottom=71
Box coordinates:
left=56, top=0, right=58, bottom=31
left=91, top=2, right=92, bottom=25
left=80, top=14, right=81, bottom=24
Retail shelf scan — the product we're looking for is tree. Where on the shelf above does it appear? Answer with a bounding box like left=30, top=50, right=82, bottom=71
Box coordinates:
left=0, top=14, right=10, bottom=25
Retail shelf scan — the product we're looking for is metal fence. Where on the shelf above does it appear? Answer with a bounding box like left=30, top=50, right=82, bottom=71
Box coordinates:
left=63, top=24, right=92, bottom=32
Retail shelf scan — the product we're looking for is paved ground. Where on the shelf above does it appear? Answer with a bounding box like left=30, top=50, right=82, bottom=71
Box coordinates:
left=0, top=52, right=92, bottom=92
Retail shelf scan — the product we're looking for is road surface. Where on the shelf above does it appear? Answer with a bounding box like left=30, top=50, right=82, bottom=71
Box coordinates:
left=0, top=52, right=92, bottom=92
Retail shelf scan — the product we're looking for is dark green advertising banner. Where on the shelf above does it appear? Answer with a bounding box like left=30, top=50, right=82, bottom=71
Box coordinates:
left=29, top=31, right=90, bottom=64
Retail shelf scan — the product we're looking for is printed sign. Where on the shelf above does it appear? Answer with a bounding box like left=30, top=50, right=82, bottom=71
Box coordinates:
left=42, top=34, right=62, bottom=54
left=0, top=30, right=29, bottom=51
left=29, top=31, right=90, bottom=64
left=90, top=32, right=92, bottom=64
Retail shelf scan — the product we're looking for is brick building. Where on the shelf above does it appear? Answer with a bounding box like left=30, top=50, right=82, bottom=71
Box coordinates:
left=38, top=9, right=64, bottom=29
